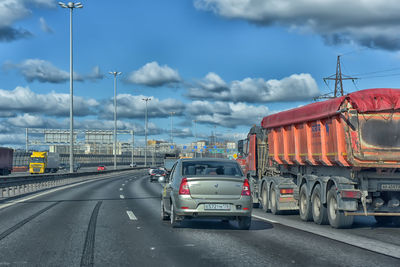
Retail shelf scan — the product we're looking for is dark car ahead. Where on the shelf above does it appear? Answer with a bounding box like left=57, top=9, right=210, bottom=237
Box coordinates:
left=160, top=158, right=252, bottom=229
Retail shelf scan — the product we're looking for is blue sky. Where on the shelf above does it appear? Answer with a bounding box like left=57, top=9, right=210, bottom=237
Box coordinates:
left=1, top=0, right=400, bottom=147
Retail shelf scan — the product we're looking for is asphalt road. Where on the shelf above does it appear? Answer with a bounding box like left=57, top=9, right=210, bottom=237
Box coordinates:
left=0, top=170, right=399, bottom=267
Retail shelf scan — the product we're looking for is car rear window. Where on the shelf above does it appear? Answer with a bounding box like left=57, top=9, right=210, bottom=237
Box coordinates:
left=182, top=161, right=242, bottom=176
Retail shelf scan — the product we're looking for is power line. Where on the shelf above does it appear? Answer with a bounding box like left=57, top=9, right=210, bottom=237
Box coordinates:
left=351, top=67, right=400, bottom=77
left=358, top=72, right=400, bottom=79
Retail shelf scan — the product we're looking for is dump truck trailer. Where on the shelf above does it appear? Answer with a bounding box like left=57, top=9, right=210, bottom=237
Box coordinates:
left=240, top=88, right=400, bottom=228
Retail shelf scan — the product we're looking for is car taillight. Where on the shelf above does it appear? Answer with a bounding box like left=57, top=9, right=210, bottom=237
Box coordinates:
left=241, top=179, right=251, bottom=196
left=179, top=178, right=190, bottom=195
left=280, top=188, right=294, bottom=194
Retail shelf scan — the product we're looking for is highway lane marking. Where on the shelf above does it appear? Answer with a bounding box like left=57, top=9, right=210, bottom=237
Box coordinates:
left=252, top=214, right=278, bottom=223
left=119, top=188, right=123, bottom=191
left=126, top=210, right=137, bottom=220
left=120, top=195, right=125, bottom=199
left=122, top=184, right=125, bottom=186
left=251, top=211, right=400, bottom=259
left=0, top=175, right=115, bottom=211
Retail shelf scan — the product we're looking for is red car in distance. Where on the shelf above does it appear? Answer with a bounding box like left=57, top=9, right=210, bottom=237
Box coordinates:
left=97, top=165, right=106, bottom=171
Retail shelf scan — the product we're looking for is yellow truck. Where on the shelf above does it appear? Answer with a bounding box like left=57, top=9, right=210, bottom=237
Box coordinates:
left=29, top=152, right=60, bottom=174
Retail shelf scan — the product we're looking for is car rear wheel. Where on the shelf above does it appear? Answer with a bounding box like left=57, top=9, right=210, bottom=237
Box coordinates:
left=161, top=200, right=169, bottom=221
left=237, top=216, right=251, bottom=230
left=170, top=204, right=180, bottom=228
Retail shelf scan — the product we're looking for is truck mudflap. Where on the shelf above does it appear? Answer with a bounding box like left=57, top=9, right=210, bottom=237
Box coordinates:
left=277, top=199, right=299, bottom=211
left=259, top=176, right=299, bottom=212
left=277, top=183, right=298, bottom=209
left=337, top=198, right=358, bottom=212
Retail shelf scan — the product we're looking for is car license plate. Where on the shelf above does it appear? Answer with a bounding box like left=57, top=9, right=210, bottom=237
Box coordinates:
left=204, top=204, right=230, bottom=210
left=381, top=184, right=400, bottom=191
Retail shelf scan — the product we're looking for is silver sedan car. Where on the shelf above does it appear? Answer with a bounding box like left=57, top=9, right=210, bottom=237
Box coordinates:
left=160, top=158, right=252, bottom=230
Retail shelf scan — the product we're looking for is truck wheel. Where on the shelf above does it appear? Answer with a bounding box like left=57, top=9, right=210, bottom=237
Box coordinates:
left=261, top=182, right=270, bottom=213
left=299, top=184, right=312, bottom=221
left=237, top=216, right=251, bottom=230
left=270, top=186, right=281, bottom=215
left=327, top=187, right=353, bottom=228
left=161, top=200, right=169, bottom=221
left=311, top=184, right=328, bottom=225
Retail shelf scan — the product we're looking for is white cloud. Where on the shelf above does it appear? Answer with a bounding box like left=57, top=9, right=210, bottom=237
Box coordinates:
left=7, top=113, right=61, bottom=128
left=4, top=59, right=104, bottom=83
left=0, top=0, right=29, bottom=28
left=39, top=17, right=53, bottom=33
left=199, top=72, right=228, bottom=92
left=100, top=94, right=186, bottom=119
left=0, top=86, right=99, bottom=117
left=187, top=101, right=270, bottom=128
left=0, top=0, right=55, bottom=42
left=126, top=61, right=181, bottom=87
left=188, top=72, right=319, bottom=102
left=86, top=66, right=104, bottom=81
left=172, top=128, right=193, bottom=138
left=5, top=59, right=83, bottom=83
left=195, top=0, right=400, bottom=50
left=0, top=133, right=25, bottom=145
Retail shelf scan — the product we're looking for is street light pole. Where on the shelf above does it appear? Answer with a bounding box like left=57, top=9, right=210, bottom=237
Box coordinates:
left=193, top=120, right=197, bottom=158
left=131, top=130, right=134, bottom=166
left=169, top=111, right=175, bottom=144
left=109, top=71, right=122, bottom=170
left=59, top=1, right=83, bottom=173
left=142, top=98, right=151, bottom=167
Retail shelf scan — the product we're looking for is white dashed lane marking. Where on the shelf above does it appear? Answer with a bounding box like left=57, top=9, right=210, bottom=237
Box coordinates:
left=120, top=195, right=125, bottom=199
left=126, top=210, right=137, bottom=221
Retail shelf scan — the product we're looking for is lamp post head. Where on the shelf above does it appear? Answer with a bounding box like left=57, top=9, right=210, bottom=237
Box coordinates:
left=58, top=2, right=83, bottom=8
left=109, top=71, right=122, bottom=76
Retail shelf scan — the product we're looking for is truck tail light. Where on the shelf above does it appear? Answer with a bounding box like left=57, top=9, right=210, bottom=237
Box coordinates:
left=280, top=188, right=294, bottom=194
left=340, top=190, right=361, bottom=199
left=179, top=178, right=190, bottom=195
left=241, top=179, right=251, bottom=196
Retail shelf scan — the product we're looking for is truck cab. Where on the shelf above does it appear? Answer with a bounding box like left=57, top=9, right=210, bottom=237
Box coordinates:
left=29, top=152, right=47, bottom=174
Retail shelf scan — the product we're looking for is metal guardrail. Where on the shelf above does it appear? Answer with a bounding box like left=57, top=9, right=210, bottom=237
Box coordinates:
left=0, top=167, right=145, bottom=199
